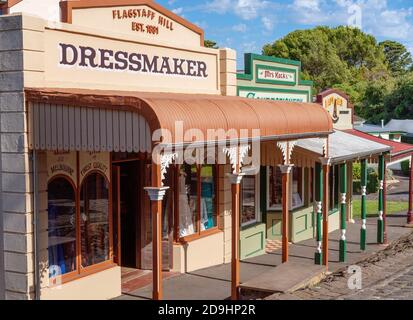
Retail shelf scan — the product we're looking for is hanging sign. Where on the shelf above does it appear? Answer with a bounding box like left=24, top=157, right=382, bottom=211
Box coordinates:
left=79, top=152, right=110, bottom=184
left=47, top=151, right=77, bottom=185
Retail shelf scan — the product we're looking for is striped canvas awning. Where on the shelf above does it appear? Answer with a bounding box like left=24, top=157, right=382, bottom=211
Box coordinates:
left=28, top=101, right=152, bottom=153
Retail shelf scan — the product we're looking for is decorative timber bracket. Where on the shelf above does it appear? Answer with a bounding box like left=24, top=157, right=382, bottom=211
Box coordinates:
left=160, top=152, right=178, bottom=186
left=277, top=140, right=297, bottom=165
left=223, top=144, right=251, bottom=174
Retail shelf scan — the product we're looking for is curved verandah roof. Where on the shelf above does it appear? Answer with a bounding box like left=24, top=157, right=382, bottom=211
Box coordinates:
left=25, top=88, right=333, bottom=151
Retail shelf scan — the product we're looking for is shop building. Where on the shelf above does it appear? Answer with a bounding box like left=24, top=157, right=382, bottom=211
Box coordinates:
left=0, top=0, right=336, bottom=300
left=236, top=57, right=412, bottom=264
left=0, top=0, right=412, bottom=301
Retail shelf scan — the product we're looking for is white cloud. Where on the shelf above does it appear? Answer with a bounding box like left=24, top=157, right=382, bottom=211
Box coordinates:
left=261, top=16, right=275, bottom=31
left=204, top=0, right=270, bottom=20
left=232, top=23, right=248, bottom=32
left=235, top=0, right=269, bottom=20
left=172, top=7, right=184, bottom=15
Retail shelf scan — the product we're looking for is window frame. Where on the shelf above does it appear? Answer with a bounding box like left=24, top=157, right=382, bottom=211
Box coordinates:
left=174, top=164, right=220, bottom=243
left=240, top=173, right=261, bottom=228
left=47, top=175, right=79, bottom=283
left=266, top=165, right=305, bottom=211
left=78, top=170, right=114, bottom=273
left=47, top=167, right=115, bottom=285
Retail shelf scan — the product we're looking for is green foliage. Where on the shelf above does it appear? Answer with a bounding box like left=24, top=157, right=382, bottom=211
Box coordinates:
left=367, top=171, right=379, bottom=194
left=401, top=160, right=410, bottom=176
left=353, top=162, right=361, bottom=180
left=352, top=165, right=378, bottom=194
left=263, top=26, right=388, bottom=96
left=380, top=40, right=413, bottom=76
left=263, top=26, right=413, bottom=123
left=204, top=40, right=218, bottom=49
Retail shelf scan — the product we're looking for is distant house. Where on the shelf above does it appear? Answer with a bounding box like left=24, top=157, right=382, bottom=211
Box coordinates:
left=384, top=120, right=413, bottom=145
left=355, top=119, right=413, bottom=144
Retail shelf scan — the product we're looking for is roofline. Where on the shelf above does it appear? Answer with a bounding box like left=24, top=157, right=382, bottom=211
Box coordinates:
left=0, top=0, right=23, bottom=14
left=159, top=131, right=333, bottom=149
left=60, top=0, right=205, bottom=46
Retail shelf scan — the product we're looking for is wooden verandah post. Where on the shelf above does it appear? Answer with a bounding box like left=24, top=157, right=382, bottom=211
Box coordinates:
left=407, top=154, right=413, bottom=225
left=320, top=157, right=331, bottom=268
left=339, top=162, right=347, bottom=262
left=360, top=158, right=368, bottom=251
left=314, top=162, right=323, bottom=265
left=144, top=152, right=176, bottom=300
left=377, top=154, right=385, bottom=244
left=224, top=144, right=249, bottom=300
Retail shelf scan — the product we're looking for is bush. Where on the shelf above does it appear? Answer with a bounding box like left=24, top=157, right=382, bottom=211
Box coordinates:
left=353, top=163, right=361, bottom=180
left=353, top=179, right=361, bottom=194
left=401, top=160, right=410, bottom=176
left=352, top=171, right=379, bottom=194
left=367, top=171, right=379, bottom=193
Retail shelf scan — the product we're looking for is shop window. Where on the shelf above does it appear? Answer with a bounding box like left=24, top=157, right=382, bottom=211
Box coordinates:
left=48, top=177, right=77, bottom=277
left=267, top=166, right=303, bottom=210
left=292, top=167, right=303, bottom=208
left=80, top=173, right=110, bottom=268
left=329, top=165, right=339, bottom=211
left=177, top=164, right=218, bottom=240
left=241, top=175, right=258, bottom=226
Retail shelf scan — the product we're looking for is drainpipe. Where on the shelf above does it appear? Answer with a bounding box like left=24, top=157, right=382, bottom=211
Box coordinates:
left=32, top=150, right=41, bottom=300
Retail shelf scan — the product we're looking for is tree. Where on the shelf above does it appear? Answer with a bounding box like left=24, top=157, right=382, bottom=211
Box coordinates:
left=262, top=26, right=390, bottom=101
left=380, top=40, right=413, bottom=75
left=204, top=40, right=218, bottom=49
left=384, top=73, right=413, bottom=120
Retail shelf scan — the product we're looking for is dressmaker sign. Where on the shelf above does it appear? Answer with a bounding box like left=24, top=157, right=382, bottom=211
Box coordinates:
left=47, top=151, right=77, bottom=185
left=45, top=28, right=219, bottom=94
left=79, top=152, right=110, bottom=184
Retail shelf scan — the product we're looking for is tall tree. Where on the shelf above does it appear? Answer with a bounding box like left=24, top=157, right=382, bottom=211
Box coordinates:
left=380, top=40, right=413, bottom=75
left=263, top=26, right=389, bottom=99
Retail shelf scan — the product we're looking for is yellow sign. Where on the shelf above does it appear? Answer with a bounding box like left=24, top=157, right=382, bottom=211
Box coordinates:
left=79, top=152, right=110, bottom=184
left=47, top=151, right=77, bottom=185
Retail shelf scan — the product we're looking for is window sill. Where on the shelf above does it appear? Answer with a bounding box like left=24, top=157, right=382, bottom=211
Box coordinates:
left=175, top=227, right=222, bottom=244
left=241, top=221, right=265, bottom=231
left=49, top=261, right=117, bottom=286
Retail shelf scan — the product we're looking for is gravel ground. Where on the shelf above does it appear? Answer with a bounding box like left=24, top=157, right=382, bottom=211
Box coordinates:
left=266, top=230, right=413, bottom=300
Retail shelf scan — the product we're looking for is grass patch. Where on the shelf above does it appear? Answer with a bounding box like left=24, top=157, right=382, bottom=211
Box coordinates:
left=352, top=200, right=408, bottom=219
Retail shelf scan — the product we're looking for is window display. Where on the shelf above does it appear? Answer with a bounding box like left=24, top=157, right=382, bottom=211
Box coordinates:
left=201, top=165, right=216, bottom=230
left=178, top=164, right=198, bottom=237
left=48, top=177, right=77, bottom=277
left=80, top=173, right=110, bottom=267
left=178, top=164, right=218, bottom=240
left=268, top=166, right=303, bottom=210
left=241, top=175, right=257, bottom=225
left=268, top=166, right=282, bottom=209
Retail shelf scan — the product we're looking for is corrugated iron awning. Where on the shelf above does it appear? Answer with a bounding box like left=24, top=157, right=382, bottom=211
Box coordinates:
left=296, top=130, right=392, bottom=163
left=26, top=88, right=333, bottom=152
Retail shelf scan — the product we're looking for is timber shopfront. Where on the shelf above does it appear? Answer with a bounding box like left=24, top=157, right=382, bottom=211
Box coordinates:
left=237, top=55, right=393, bottom=264
left=0, top=0, right=336, bottom=300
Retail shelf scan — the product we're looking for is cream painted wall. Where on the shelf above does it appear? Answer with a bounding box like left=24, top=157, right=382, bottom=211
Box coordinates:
left=40, top=267, right=121, bottom=300
left=10, top=0, right=60, bottom=22
left=71, top=5, right=201, bottom=48
left=172, top=232, right=224, bottom=273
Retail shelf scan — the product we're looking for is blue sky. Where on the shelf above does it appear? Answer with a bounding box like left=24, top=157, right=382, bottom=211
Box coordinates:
left=157, top=0, right=413, bottom=69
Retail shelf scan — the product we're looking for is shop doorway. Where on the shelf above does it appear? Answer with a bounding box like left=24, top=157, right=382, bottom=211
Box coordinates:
left=113, top=161, right=140, bottom=268
left=112, top=158, right=173, bottom=272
